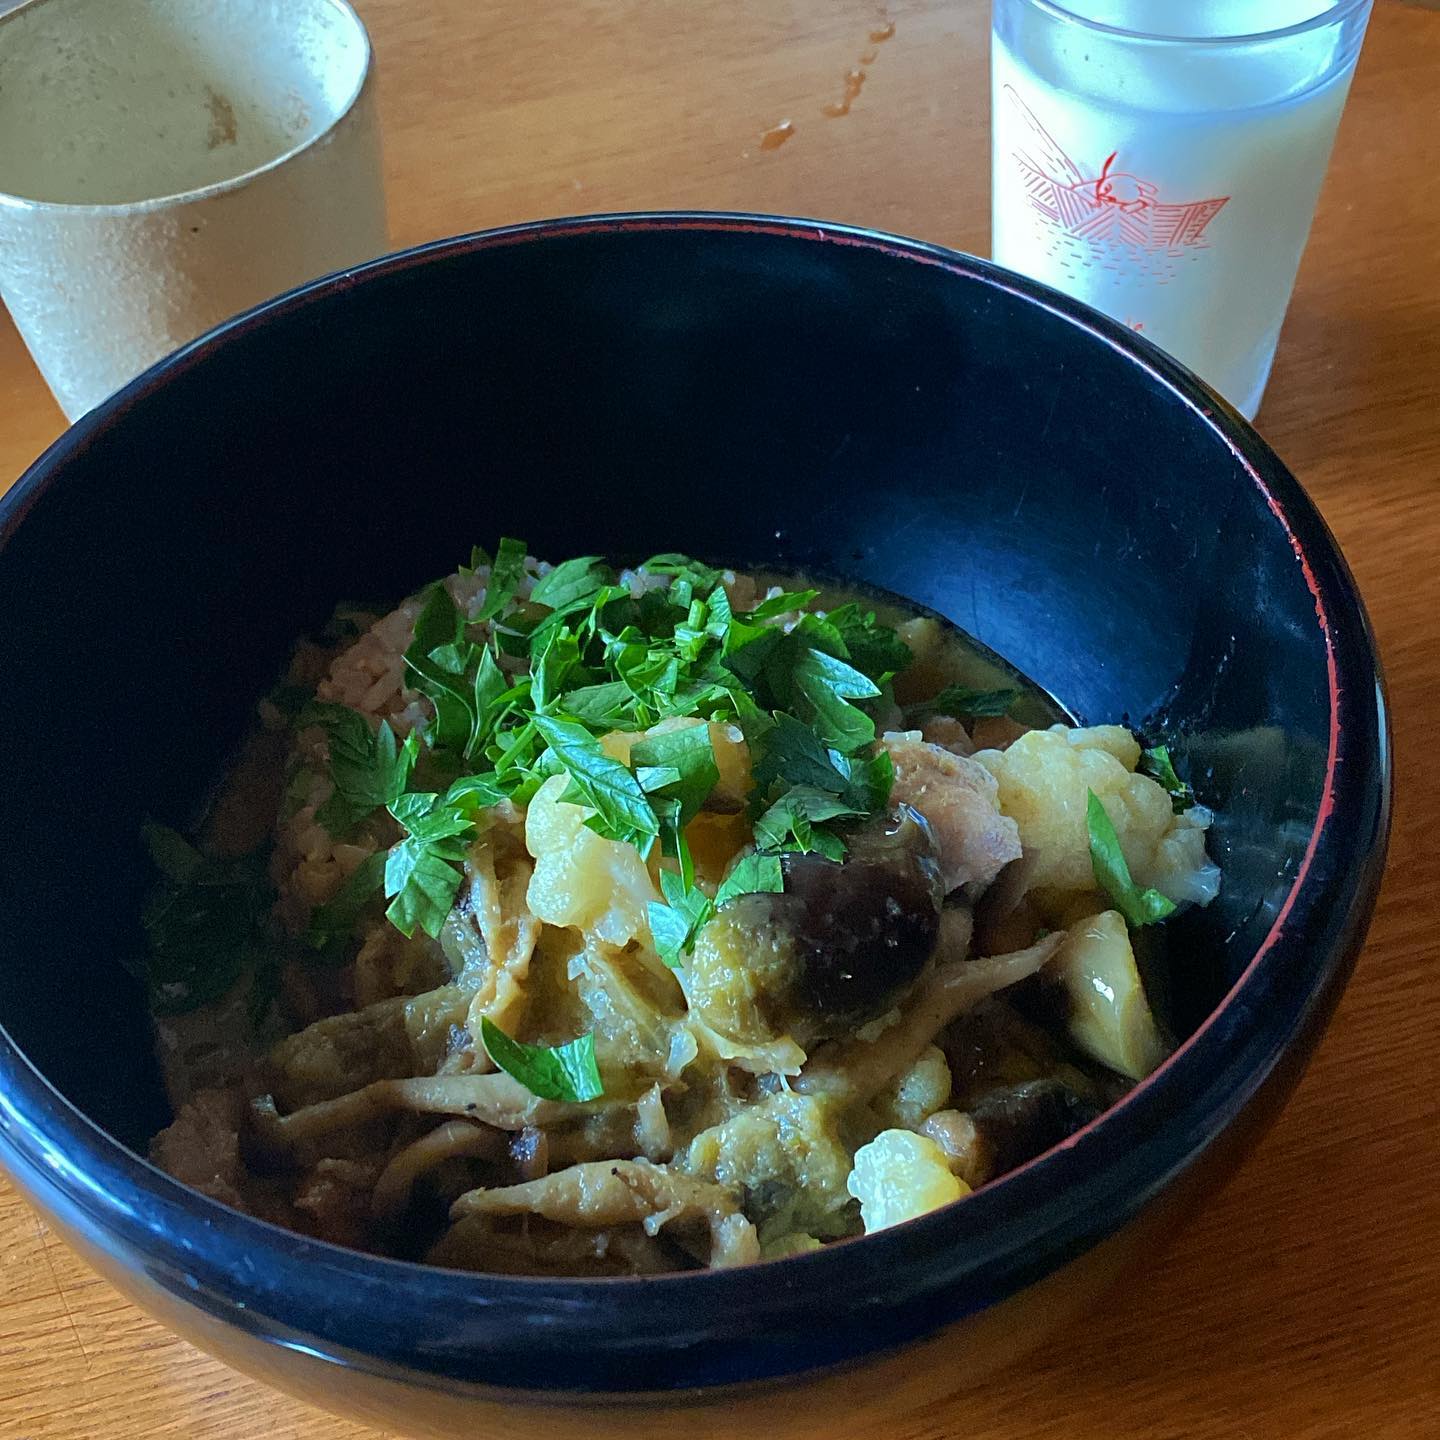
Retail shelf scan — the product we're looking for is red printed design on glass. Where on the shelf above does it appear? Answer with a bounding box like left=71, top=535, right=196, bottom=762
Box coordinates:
left=1004, top=85, right=1229, bottom=255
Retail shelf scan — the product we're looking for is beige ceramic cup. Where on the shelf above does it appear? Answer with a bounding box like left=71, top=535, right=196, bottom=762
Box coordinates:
left=0, top=0, right=387, bottom=420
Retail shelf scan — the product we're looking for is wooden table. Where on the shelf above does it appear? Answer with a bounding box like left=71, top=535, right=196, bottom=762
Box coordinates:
left=2, top=2, right=1438, bottom=1436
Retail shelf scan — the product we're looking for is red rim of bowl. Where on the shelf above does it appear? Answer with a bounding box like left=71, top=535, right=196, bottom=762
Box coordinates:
left=0, top=211, right=1389, bottom=1390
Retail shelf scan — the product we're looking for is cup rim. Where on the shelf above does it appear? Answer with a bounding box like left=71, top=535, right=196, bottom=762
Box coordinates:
left=1006, top=0, right=1372, bottom=48
left=0, top=0, right=372, bottom=216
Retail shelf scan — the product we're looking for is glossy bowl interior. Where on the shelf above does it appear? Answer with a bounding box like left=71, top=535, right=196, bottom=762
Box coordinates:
left=0, top=215, right=1388, bottom=1433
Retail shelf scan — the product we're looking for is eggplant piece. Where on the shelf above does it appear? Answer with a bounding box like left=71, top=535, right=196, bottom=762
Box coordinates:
left=686, top=806, right=943, bottom=1050
left=943, top=993, right=1069, bottom=1102
left=967, top=1077, right=1103, bottom=1180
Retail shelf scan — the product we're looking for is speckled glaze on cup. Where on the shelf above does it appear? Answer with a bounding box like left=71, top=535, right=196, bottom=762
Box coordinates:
left=0, top=0, right=387, bottom=420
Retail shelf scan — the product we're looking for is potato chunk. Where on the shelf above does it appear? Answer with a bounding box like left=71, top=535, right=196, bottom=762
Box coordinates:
left=872, top=1044, right=953, bottom=1131
left=847, top=1129, right=970, bottom=1233
left=524, top=775, right=660, bottom=947
left=974, top=725, right=1218, bottom=906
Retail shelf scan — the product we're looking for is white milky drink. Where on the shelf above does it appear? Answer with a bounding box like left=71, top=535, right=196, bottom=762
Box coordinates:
left=991, top=0, right=1372, bottom=418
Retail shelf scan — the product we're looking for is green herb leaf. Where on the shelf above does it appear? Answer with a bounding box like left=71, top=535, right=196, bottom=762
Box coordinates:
left=143, top=819, right=202, bottom=882
left=306, top=850, right=387, bottom=956
left=719, top=608, right=776, bottom=667
left=492, top=718, right=539, bottom=779
left=530, top=625, right=584, bottom=713
left=906, top=684, right=1020, bottom=722
left=410, top=582, right=463, bottom=655
left=390, top=790, right=474, bottom=841
left=612, top=638, right=682, bottom=715
left=1086, top=789, right=1178, bottom=928
left=745, top=589, right=821, bottom=621
left=834, top=747, right=895, bottom=813
left=753, top=786, right=862, bottom=858
left=141, top=824, right=271, bottom=1015
left=750, top=711, right=852, bottom=794
left=673, top=595, right=719, bottom=662
left=444, top=772, right=510, bottom=811
left=530, top=556, right=614, bottom=612
left=480, top=1016, right=604, bottom=1102
left=492, top=616, right=541, bottom=660
left=402, top=585, right=478, bottom=755
left=560, top=680, right=637, bottom=728
left=825, top=604, right=913, bottom=682
left=384, top=838, right=469, bottom=938
left=383, top=792, right=476, bottom=938
left=715, top=852, right=785, bottom=907
left=630, top=724, right=719, bottom=830
left=641, top=553, right=724, bottom=591
left=703, top=584, right=732, bottom=631
left=531, top=712, right=660, bottom=849
left=647, top=866, right=718, bottom=967
left=306, top=704, right=418, bottom=834
left=787, top=610, right=849, bottom=658
left=473, top=536, right=529, bottom=622
left=1139, top=744, right=1195, bottom=814
left=467, top=645, right=512, bottom=756
left=792, top=647, right=880, bottom=753
left=647, top=900, right=700, bottom=968
left=426, top=641, right=473, bottom=675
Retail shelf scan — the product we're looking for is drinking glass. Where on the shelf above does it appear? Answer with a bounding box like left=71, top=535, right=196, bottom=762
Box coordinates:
left=0, top=0, right=387, bottom=420
left=991, top=0, right=1373, bottom=418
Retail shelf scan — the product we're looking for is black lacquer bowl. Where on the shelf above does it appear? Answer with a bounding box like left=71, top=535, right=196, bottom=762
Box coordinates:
left=0, top=215, right=1389, bottom=1437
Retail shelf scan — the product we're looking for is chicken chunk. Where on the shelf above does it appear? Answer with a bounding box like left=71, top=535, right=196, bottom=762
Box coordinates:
left=918, top=715, right=975, bottom=757
left=149, top=1087, right=249, bottom=1211
left=293, top=1158, right=379, bottom=1249
left=881, top=735, right=1022, bottom=893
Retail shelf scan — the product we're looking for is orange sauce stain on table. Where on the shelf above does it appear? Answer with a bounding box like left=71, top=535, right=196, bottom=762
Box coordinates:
left=758, top=12, right=894, bottom=146
left=822, top=13, right=893, bottom=119
left=823, top=69, right=867, bottom=118
left=760, top=118, right=795, bottom=149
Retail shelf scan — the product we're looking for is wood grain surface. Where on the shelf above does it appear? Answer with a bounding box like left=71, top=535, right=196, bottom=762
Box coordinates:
left=2, top=2, right=1438, bottom=1437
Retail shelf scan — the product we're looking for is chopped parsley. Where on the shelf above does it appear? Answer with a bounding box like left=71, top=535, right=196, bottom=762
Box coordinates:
left=648, top=863, right=720, bottom=967
left=715, top=852, right=786, bottom=906
left=528, top=555, right=612, bottom=612
left=903, top=683, right=1019, bottom=723
left=472, top=535, right=529, bottom=622
left=1139, top=744, right=1195, bottom=814
left=753, top=787, right=866, bottom=861
left=140, top=823, right=272, bottom=1015
left=145, top=547, right=921, bottom=1010
left=631, top=723, right=720, bottom=852
left=480, top=1016, right=604, bottom=1103
left=306, top=850, right=388, bottom=958
left=532, top=713, right=660, bottom=853
left=379, top=547, right=910, bottom=962
left=383, top=790, right=478, bottom=938
left=304, top=703, right=417, bottom=833
left=1086, top=789, right=1177, bottom=928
